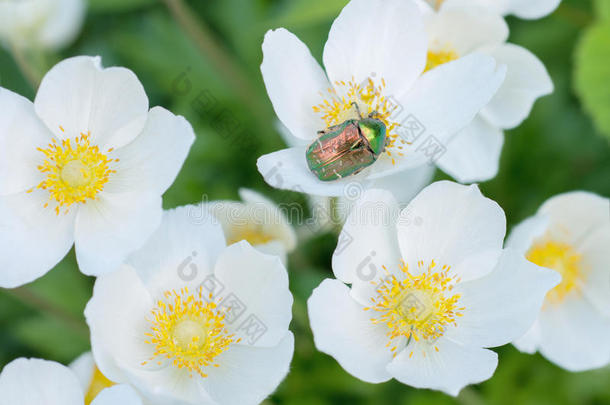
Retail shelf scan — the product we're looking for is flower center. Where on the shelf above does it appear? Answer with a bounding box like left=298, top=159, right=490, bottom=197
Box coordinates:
left=526, top=239, right=584, bottom=304
left=312, top=78, right=406, bottom=164
left=366, top=260, right=463, bottom=355
left=84, top=366, right=115, bottom=405
left=143, top=287, right=238, bottom=378
left=425, top=48, right=459, bottom=72
left=226, top=224, right=274, bottom=246
left=33, top=131, right=116, bottom=214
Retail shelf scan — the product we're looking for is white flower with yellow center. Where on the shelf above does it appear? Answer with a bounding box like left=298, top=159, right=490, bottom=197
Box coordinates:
left=507, top=191, right=610, bottom=371
left=205, top=188, right=297, bottom=263
left=414, top=0, right=553, bottom=182
left=0, top=56, right=195, bottom=287
left=257, top=0, right=506, bottom=197
left=85, top=205, right=294, bottom=405
left=425, top=0, right=561, bottom=19
left=0, top=357, right=141, bottom=405
left=0, top=0, right=85, bottom=50
left=308, top=182, right=560, bottom=395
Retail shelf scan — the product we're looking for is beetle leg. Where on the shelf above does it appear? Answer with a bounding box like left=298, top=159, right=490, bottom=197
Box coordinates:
left=369, top=110, right=380, bottom=119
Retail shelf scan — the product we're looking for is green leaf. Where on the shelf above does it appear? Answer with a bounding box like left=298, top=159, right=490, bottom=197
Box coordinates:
left=88, top=0, right=156, bottom=13
left=595, top=0, right=610, bottom=20
left=266, top=0, right=348, bottom=29
left=574, top=21, right=610, bottom=140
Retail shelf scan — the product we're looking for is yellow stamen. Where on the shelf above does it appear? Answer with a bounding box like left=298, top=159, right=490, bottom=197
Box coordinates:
left=366, top=260, right=463, bottom=356
left=527, top=238, right=585, bottom=304
left=35, top=132, right=114, bottom=214
left=84, top=366, right=115, bottom=405
left=425, top=48, right=459, bottom=72
left=143, top=287, right=238, bottom=378
left=312, top=77, right=406, bottom=160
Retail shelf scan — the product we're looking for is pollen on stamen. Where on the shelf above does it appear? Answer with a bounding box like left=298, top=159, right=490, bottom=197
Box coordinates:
left=365, top=260, right=463, bottom=354
left=34, top=131, right=114, bottom=215
left=143, top=287, right=236, bottom=378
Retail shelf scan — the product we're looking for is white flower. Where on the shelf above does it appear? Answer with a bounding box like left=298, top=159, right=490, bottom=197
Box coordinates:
left=507, top=191, right=610, bottom=371
left=204, top=188, right=297, bottom=263
left=425, top=0, right=561, bottom=19
left=85, top=205, right=294, bottom=405
left=0, top=55, right=195, bottom=287
left=257, top=0, right=506, bottom=197
left=308, top=181, right=560, bottom=395
left=0, top=357, right=141, bottom=405
left=415, top=0, right=553, bottom=182
left=0, top=0, right=85, bottom=50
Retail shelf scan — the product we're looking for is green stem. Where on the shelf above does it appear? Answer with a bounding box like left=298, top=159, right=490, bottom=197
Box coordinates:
left=162, top=0, right=267, bottom=123
left=5, top=287, right=89, bottom=339
left=10, top=43, right=41, bottom=90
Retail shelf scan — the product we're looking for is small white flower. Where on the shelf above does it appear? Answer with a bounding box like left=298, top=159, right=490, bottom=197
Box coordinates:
left=257, top=0, right=505, bottom=197
left=0, top=55, right=195, bottom=287
left=308, top=181, right=560, bottom=395
left=0, top=0, right=85, bottom=50
left=85, top=205, right=294, bottom=405
left=425, top=0, right=561, bottom=19
left=507, top=191, right=610, bottom=371
left=0, top=357, right=141, bottom=405
left=205, top=188, right=297, bottom=263
left=415, top=0, right=553, bottom=182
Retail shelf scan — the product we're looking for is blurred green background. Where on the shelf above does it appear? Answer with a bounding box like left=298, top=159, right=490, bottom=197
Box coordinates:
left=1, top=0, right=609, bottom=404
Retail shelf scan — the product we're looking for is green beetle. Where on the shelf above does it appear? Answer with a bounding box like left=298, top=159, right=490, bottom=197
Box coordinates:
left=306, top=103, right=387, bottom=181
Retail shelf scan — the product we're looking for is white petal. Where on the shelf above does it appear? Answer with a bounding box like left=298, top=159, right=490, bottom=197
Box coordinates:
left=0, top=358, right=83, bottom=405
left=480, top=43, right=553, bottom=129
left=200, top=333, right=294, bottom=405
left=257, top=147, right=369, bottom=196
left=108, top=107, right=195, bottom=195
left=332, top=189, right=403, bottom=305
left=261, top=28, right=329, bottom=141
left=126, top=204, right=226, bottom=298
left=38, top=0, right=86, bottom=50
left=0, top=189, right=75, bottom=288
left=538, top=191, right=609, bottom=248
left=34, top=56, right=149, bottom=150
left=92, top=385, right=142, bottom=405
left=504, top=0, right=561, bottom=19
left=440, top=0, right=560, bottom=20
left=213, top=241, right=292, bottom=347
left=69, top=351, right=95, bottom=391
left=580, top=226, right=610, bottom=318
left=196, top=332, right=294, bottom=405
left=0, top=87, right=52, bottom=195
left=426, top=7, right=508, bottom=55
left=74, top=190, right=162, bottom=276
left=369, top=53, right=506, bottom=177
left=85, top=266, right=156, bottom=382
left=397, top=181, right=505, bottom=281
left=513, top=320, right=542, bottom=354
left=323, top=0, right=427, bottom=96
left=436, top=116, right=504, bottom=183
left=505, top=213, right=549, bottom=255
left=308, top=279, right=395, bottom=383
left=367, top=164, right=435, bottom=206
left=537, top=297, right=610, bottom=371
left=387, top=338, right=498, bottom=396
left=447, top=249, right=560, bottom=348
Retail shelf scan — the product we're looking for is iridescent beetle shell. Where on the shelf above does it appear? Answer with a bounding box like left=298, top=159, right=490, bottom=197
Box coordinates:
left=306, top=116, right=386, bottom=181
